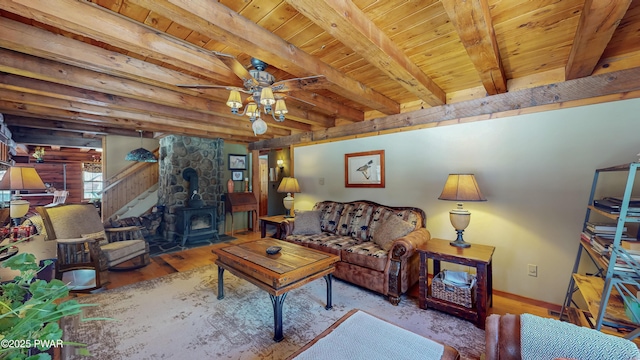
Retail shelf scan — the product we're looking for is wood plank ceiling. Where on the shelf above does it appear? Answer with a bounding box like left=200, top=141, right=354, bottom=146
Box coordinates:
left=1, top=0, right=640, bottom=154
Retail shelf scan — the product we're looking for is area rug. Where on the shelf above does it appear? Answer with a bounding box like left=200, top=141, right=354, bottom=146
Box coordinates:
left=62, top=265, right=485, bottom=359
left=147, top=234, right=236, bottom=257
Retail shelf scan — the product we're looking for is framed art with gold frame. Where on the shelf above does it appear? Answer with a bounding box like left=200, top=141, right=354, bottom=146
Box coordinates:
left=345, top=150, right=385, bottom=188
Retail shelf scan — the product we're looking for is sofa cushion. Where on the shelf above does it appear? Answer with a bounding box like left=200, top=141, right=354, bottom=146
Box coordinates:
left=313, top=201, right=345, bottom=234
left=100, top=239, right=146, bottom=264
left=292, top=211, right=322, bottom=235
left=337, top=202, right=376, bottom=241
left=286, top=232, right=359, bottom=257
left=342, top=242, right=388, bottom=271
left=372, top=214, right=415, bottom=251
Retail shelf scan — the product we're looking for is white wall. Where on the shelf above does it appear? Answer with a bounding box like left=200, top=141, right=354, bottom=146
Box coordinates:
left=293, top=98, right=640, bottom=305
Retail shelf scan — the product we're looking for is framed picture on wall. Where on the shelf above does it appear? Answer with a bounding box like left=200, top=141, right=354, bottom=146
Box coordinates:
left=228, top=154, right=247, bottom=170
left=345, top=150, right=385, bottom=188
left=232, top=171, right=243, bottom=181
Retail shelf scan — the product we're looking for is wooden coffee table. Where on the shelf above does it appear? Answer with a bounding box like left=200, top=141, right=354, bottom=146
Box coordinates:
left=212, top=238, right=340, bottom=342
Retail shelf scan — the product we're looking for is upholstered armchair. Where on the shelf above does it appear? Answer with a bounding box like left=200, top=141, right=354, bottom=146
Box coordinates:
left=36, top=204, right=150, bottom=292
left=485, top=313, right=640, bottom=360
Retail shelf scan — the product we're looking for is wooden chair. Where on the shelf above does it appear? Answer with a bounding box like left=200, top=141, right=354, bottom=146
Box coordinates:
left=44, top=190, right=69, bottom=207
left=36, top=204, right=150, bottom=292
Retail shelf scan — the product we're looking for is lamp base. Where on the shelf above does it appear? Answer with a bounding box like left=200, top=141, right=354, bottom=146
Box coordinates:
left=449, top=229, right=471, bottom=248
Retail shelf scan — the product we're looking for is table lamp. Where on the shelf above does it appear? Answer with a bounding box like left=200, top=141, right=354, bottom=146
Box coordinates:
left=0, top=167, right=47, bottom=226
left=277, top=177, right=300, bottom=218
left=438, top=174, right=486, bottom=248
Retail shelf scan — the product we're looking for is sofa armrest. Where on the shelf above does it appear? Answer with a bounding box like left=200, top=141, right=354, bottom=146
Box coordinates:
left=389, top=227, right=431, bottom=260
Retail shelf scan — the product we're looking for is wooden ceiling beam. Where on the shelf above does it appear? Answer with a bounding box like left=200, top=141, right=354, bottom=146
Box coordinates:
left=0, top=72, right=297, bottom=136
left=11, top=127, right=103, bottom=148
left=0, top=16, right=358, bottom=123
left=565, top=0, right=632, bottom=80
left=128, top=0, right=400, bottom=115
left=0, top=101, right=275, bottom=142
left=3, top=115, right=148, bottom=137
left=286, top=0, right=445, bottom=106
left=0, top=49, right=329, bottom=129
left=0, top=89, right=288, bottom=138
left=250, top=66, right=640, bottom=150
left=0, top=0, right=239, bottom=84
left=441, top=0, right=507, bottom=95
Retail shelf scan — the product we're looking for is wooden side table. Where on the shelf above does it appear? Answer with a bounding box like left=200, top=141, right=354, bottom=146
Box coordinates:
left=418, top=238, right=495, bottom=329
left=259, top=215, right=288, bottom=239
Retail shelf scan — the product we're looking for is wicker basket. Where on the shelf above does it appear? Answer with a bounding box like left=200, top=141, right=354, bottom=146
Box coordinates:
left=431, top=270, right=476, bottom=308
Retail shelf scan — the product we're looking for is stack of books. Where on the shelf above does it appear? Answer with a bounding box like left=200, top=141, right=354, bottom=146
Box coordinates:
left=593, top=197, right=640, bottom=216
left=603, top=246, right=640, bottom=275
left=582, top=222, right=635, bottom=255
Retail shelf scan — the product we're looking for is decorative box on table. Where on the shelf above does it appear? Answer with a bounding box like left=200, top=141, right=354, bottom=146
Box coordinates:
left=431, top=270, right=477, bottom=308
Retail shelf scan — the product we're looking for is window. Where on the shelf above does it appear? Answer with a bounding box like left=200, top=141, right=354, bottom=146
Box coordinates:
left=0, top=169, right=10, bottom=206
left=82, top=166, right=103, bottom=200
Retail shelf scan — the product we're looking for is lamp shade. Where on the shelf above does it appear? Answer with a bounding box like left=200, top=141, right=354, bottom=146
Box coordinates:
left=125, top=148, right=158, bottom=162
left=438, top=174, right=486, bottom=202
left=0, top=167, right=47, bottom=191
left=277, top=177, right=301, bottom=194
left=277, top=177, right=300, bottom=218
left=226, top=90, right=243, bottom=109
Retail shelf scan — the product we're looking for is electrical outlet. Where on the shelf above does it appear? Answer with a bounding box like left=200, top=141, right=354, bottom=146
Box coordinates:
left=528, top=264, right=538, bottom=277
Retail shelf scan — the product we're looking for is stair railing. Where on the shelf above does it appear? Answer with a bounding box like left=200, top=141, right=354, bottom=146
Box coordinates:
left=100, top=148, right=159, bottom=220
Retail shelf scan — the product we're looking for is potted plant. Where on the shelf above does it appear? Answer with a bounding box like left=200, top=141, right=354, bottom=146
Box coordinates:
left=0, top=241, right=95, bottom=359
left=32, top=147, right=45, bottom=163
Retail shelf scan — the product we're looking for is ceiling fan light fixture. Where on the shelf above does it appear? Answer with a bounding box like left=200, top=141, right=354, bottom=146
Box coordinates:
left=246, top=102, right=260, bottom=118
left=274, top=99, right=288, bottom=122
left=260, top=87, right=275, bottom=107
left=226, top=90, right=243, bottom=110
left=251, top=118, right=268, bottom=136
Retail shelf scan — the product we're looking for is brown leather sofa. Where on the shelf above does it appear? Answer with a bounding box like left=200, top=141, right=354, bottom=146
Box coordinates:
left=280, top=200, right=430, bottom=305
left=485, top=313, right=640, bottom=360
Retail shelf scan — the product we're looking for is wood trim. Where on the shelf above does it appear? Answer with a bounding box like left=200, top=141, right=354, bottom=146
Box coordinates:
left=250, top=66, right=640, bottom=150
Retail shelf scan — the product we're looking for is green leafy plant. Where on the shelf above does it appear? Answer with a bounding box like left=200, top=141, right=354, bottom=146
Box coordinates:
left=0, top=242, right=99, bottom=360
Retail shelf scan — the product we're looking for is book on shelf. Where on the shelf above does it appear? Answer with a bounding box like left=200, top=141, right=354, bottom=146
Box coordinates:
left=593, top=199, right=640, bottom=216
left=605, top=196, right=640, bottom=207
left=622, top=240, right=640, bottom=252
left=585, top=221, right=627, bottom=233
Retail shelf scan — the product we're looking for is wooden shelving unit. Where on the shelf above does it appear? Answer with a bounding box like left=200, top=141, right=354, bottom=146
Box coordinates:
left=560, top=163, right=640, bottom=340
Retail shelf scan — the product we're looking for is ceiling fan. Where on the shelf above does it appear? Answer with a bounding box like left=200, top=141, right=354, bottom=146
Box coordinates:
left=177, top=54, right=326, bottom=135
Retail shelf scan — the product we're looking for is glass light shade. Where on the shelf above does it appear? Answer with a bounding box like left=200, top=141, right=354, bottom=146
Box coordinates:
left=246, top=103, right=260, bottom=118
left=251, top=118, right=268, bottom=136
left=10, top=200, right=29, bottom=218
left=274, top=99, right=288, bottom=119
left=226, top=90, right=243, bottom=109
left=125, top=148, right=158, bottom=162
left=259, top=87, right=275, bottom=106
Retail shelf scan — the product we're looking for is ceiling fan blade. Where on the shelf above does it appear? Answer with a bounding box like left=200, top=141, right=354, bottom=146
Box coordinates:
left=272, top=75, right=327, bottom=92
left=213, top=51, right=259, bottom=88
left=278, top=94, right=317, bottom=107
left=175, top=84, right=250, bottom=93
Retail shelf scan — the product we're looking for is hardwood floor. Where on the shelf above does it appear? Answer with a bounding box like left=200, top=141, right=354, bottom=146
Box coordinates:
left=104, top=229, right=555, bottom=319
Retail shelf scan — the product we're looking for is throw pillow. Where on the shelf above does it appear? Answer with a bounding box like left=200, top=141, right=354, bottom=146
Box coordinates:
left=292, top=211, right=322, bottom=235
left=372, top=215, right=415, bottom=251
left=81, top=230, right=108, bottom=246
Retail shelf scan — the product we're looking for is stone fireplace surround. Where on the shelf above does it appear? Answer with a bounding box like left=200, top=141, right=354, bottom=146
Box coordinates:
left=156, top=135, right=225, bottom=242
